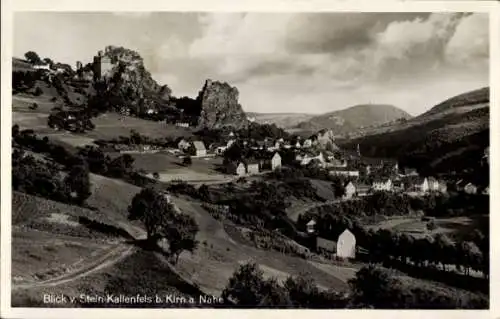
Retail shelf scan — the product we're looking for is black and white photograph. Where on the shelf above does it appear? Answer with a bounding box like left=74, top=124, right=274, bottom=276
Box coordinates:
left=1, top=1, right=498, bottom=317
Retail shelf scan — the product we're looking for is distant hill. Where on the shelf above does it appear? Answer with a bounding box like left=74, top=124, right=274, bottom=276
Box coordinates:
left=246, top=112, right=315, bottom=129
left=293, top=104, right=412, bottom=135
left=339, top=87, right=490, bottom=176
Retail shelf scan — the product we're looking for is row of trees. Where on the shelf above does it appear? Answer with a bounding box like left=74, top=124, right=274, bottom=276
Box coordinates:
left=349, top=265, right=487, bottom=308
left=297, top=209, right=489, bottom=281
left=77, top=145, right=152, bottom=187
left=299, top=190, right=487, bottom=219
left=95, top=130, right=178, bottom=149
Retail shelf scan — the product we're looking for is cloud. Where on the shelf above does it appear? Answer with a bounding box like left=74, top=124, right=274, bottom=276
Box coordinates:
left=445, top=13, right=489, bottom=66
left=178, top=12, right=489, bottom=114
left=284, top=13, right=430, bottom=54
left=14, top=12, right=489, bottom=115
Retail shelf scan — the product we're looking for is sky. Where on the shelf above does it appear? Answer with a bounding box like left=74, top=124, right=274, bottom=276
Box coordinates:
left=13, top=12, right=489, bottom=116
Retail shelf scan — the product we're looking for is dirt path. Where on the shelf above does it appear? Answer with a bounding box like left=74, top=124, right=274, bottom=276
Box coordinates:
left=13, top=176, right=148, bottom=291
left=13, top=244, right=136, bottom=290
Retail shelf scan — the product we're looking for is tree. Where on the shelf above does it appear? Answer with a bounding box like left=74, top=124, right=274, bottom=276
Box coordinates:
left=128, top=187, right=175, bottom=245
left=259, top=278, right=292, bottom=307
left=198, top=184, right=210, bottom=201
left=64, top=161, right=91, bottom=205
left=348, top=265, right=399, bottom=308
left=284, top=273, right=319, bottom=308
left=30, top=102, right=39, bottom=110
left=331, top=178, right=346, bottom=198
left=224, top=142, right=244, bottom=162
left=153, top=172, right=160, bottom=180
left=222, top=262, right=267, bottom=306
left=183, top=155, right=192, bottom=166
left=163, top=212, right=199, bottom=264
left=33, top=87, right=43, bottom=96
left=24, top=51, right=42, bottom=65
left=108, top=154, right=135, bottom=177
left=434, top=233, right=454, bottom=271
left=12, top=125, right=20, bottom=139
left=43, top=57, right=54, bottom=67
left=426, top=219, right=437, bottom=231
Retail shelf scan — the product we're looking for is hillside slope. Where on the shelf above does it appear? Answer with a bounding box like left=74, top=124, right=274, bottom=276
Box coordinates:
left=339, top=88, right=489, bottom=175
left=421, top=87, right=489, bottom=117
left=246, top=112, right=315, bottom=129
left=295, top=104, right=412, bottom=134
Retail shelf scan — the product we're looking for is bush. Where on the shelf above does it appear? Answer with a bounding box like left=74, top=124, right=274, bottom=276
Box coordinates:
left=349, top=265, right=488, bottom=309
left=222, top=262, right=348, bottom=308
left=33, top=86, right=43, bottom=96
left=183, top=156, right=192, bottom=166
left=426, top=220, right=437, bottom=231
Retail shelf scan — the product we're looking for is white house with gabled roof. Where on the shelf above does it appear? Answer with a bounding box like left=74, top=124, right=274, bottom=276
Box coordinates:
left=336, top=229, right=356, bottom=259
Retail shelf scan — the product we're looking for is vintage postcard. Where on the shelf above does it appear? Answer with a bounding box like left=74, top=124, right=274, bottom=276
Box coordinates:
left=1, top=0, right=498, bottom=318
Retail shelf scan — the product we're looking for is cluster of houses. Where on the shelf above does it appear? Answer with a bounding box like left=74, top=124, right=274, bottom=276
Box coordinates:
left=32, top=63, right=70, bottom=74
left=225, top=152, right=282, bottom=176
left=340, top=175, right=487, bottom=199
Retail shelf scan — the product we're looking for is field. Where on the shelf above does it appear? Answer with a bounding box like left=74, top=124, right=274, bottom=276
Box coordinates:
left=87, top=112, right=193, bottom=140
left=12, top=92, right=193, bottom=148
left=366, top=215, right=487, bottom=241
left=105, top=151, right=233, bottom=183
left=12, top=170, right=357, bottom=306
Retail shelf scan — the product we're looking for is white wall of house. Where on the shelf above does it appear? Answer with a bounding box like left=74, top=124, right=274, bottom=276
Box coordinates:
left=428, top=179, right=439, bottom=191
left=330, top=170, right=360, bottom=177
left=236, top=163, right=246, bottom=176
left=196, top=149, right=207, bottom=156
left=336, top=229, right=356, bottom=259
left=372, top=179, right=392, bottom=191
left=344, top=182, right=356, bottom=199
left=247, top=164, right=260, bottom=175
left=271, top=153, right=282, bottom=170
left=464, top=183, right=478, bottom=194
left=306, top=220, right=316, bottom=233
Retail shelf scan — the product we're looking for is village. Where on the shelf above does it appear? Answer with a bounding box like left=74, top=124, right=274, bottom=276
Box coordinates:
left=9, top=11, right=490, bottom=309
left=78, top=121, right=489, bottom=264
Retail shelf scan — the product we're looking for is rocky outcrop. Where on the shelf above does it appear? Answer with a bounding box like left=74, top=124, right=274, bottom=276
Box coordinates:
left=196, top=79, right=248, bottom=129
left=93, top=46, right=173, bottom=113
left=312, top=129, right=339, bottom=151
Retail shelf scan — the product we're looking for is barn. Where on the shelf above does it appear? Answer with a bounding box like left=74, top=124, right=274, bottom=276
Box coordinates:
left=315, top=228, right=357, bottom=260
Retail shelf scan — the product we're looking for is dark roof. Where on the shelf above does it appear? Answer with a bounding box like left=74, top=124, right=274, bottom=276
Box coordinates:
left=403, top=176, right=427, bottom=185
left=329, top=167, right=358, bottom=172
left=404, top=168, right=418, bottom=174
left=353, top=182, right=371, bottom=190
left=372, top=177, right=391, bottom=184
left=316, top=237, right=336, bottom=252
